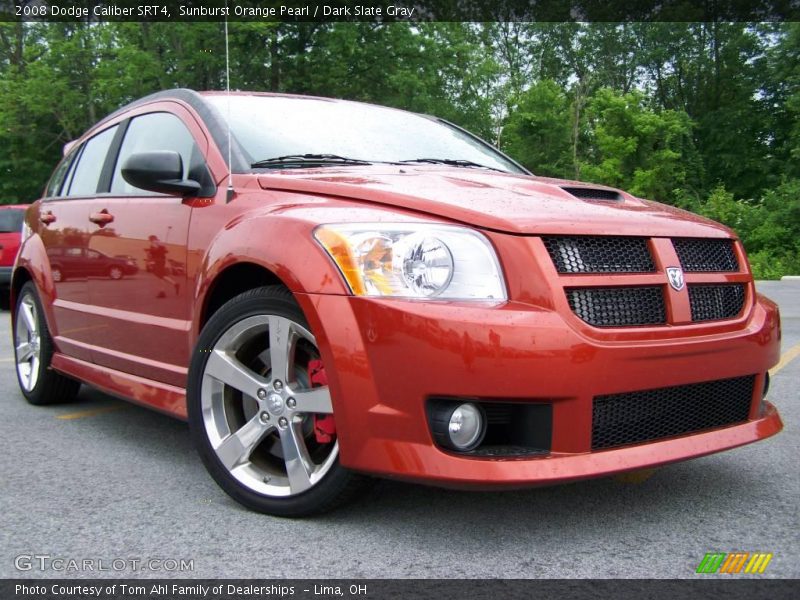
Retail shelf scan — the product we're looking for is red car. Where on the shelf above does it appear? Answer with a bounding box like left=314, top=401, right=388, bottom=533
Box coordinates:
left=12, top=90, right=782, bottom=516
left=1, top=204, right=30, bottom=308
left=46, top=245, right=139, bottom=282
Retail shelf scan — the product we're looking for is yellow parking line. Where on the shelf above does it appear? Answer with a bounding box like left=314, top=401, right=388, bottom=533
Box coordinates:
left=770, top=343, right=800, bottom=376
left=56, top=405, right=128, bottom=420
left=0, top=357, right=14, bottom=362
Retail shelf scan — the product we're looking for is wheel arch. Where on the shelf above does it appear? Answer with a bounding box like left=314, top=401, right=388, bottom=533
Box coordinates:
left=199, top=261, right=286, bottom=329
left=189, top=212, right=358, bottom=446
left=11, top=265, right=32, bottom=310
left=192, top=212, right=350, bottom=337
left=12, top=230, right=60, bottom=337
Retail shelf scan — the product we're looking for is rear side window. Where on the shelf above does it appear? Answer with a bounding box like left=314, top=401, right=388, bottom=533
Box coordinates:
left=65, top=125, right=118, bottom=197
left=111, top=112, right=205, bottom=195
left=0, top=209, right=25, bottom=233
left=45, top=150, right=77, bottom=198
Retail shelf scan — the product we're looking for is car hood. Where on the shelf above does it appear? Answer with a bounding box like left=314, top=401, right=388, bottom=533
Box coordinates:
left=257, top=166, right=733, bottom=238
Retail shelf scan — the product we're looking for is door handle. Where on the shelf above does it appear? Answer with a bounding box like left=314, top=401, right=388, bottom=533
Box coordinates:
left=89, top=210, right=114, bottom=225
left=40, top=211, right=56, bottom=225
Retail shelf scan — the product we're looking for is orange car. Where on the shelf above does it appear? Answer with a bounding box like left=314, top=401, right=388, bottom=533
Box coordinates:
left=12, top=90, right=782, bottom=516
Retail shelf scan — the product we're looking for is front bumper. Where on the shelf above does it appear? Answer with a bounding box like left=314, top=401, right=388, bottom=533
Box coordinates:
left=297, top=292, right=782, bottom=488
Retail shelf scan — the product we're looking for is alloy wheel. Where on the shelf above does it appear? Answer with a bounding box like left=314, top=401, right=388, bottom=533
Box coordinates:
left=200, top=314, right=337, bottom=497
left=15, top=293, right=41, bottom=392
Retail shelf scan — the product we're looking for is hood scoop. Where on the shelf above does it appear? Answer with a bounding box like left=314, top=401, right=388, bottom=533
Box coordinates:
left=561, top=186, right=621, bottom=202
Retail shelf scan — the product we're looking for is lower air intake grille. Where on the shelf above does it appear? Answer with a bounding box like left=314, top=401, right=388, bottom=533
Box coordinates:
left=592, top=375, right=755, bottom=450
left=688, top=284, right=746, bottom=322
left=673, top=238, right=739, bottom=272
left=543, top=236, right=655, bottom=273
left=567, top=287, right=666, bottom=327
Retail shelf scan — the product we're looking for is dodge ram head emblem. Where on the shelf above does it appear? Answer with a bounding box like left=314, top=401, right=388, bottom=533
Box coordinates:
left=666, top=267, right=685, bottom=291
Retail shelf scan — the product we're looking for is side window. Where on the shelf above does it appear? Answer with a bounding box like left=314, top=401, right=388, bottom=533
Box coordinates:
left=65, top=125, right=119, bottom=197
left=45, top=149, right=77, bottom=198
left=111, top=112, right=207, bottom=195
left=61, top=147, right=82, bottom=196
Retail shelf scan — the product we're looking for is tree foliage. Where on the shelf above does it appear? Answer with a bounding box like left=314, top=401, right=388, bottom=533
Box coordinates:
left=0, top=21, right=797, bottom=278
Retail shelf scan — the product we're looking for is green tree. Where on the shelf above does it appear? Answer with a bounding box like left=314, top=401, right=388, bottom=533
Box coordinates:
left=578, top=88, right=699, bottom=202
left=765, top=23, right=800, bottom=180
left=634, top=23, right=772, bottom=199
left=501, top=80, right=572, bottom=177
left=696, top=181, right=800, bottom=279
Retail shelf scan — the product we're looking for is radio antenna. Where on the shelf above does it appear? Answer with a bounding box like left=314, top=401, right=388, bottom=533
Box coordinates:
left=224, top=10, right=234, bottom=203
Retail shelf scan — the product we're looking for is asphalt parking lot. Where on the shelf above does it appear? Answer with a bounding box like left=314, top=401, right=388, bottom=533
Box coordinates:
left=0, top=281, right=798, bottom=579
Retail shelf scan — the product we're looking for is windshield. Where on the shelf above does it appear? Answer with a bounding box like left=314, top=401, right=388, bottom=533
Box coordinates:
left=0, top=209, right=25, bottom=233
left=205, top=95, right=525, bottom=174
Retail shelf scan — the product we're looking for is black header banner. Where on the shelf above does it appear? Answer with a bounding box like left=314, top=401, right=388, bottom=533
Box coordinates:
left=2, top=0, right=800, bottom=22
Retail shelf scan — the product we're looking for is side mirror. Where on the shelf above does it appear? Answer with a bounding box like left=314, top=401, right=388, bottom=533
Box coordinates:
left=121, top=151, right=202, bottom=196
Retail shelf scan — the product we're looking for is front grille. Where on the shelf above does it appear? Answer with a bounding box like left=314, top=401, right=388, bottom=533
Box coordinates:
left=688, top=284, right=746, bottom=322
left=592, top=375, right=754, bottom=450
left=543, top=236, right=655, bottom=273
left=567, top=287, right=666, bottom=327
left=673, top=238, right=739, bottom=272
left=561, top=186, right=621, bottom=201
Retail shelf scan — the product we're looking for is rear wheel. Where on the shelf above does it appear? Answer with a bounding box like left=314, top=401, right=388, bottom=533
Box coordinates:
left=14, top=281, right=80, bottom=405
left=187, top=285, right=368, bottom=517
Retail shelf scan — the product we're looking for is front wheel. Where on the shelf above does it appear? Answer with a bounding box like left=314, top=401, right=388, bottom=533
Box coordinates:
left=187, top=285, right=368, bottom=517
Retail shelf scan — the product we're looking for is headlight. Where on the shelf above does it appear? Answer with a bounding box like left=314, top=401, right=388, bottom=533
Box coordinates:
left=314, top=223, right=507, bottom=300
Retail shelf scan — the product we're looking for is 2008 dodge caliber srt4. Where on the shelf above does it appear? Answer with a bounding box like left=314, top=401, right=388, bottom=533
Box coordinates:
left=12, top=90, right=782, bottom=516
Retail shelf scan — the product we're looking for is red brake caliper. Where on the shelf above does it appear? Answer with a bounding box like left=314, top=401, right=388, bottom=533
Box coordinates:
left=309, top=359, right=336, bottom=443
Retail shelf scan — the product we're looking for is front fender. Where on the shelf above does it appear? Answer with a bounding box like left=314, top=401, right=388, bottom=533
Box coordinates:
left=190, top=196, right=455, bottom=439
left=192, top=209, right=351, bottom=331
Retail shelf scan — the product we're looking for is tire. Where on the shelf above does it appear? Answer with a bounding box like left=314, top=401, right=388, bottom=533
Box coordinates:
left=14, top=281, right=80, bottom=405
left=187, top=285, right=369, bottom=517
left=51, top=267, right=63, bottom=283
left=108, top=266, right=123, bottom=280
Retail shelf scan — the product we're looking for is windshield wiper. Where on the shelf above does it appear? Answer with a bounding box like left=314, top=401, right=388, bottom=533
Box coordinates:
left=251, top=154, right=373, bottom=168
left=399, top=158, right=503, bottom=172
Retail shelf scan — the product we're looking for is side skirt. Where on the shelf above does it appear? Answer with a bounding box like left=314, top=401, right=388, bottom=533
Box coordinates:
left=51, top=353, right=188, bottom=420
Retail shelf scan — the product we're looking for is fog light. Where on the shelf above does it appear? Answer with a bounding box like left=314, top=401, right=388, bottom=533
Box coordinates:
left=431, top=402, right=486, bottom=451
